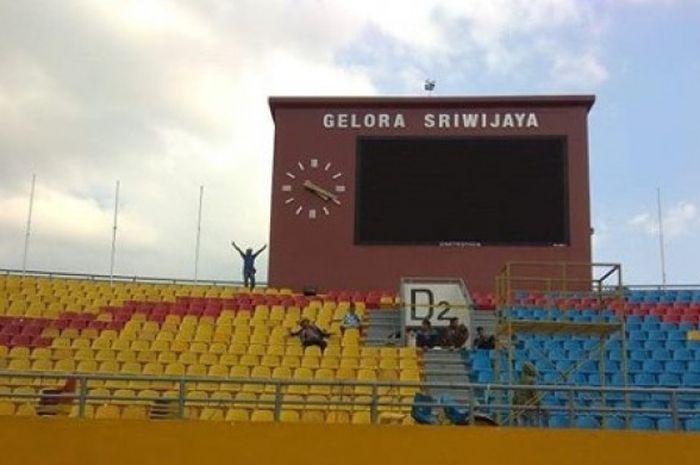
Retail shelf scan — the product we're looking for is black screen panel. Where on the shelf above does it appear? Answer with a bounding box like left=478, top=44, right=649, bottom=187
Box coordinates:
left=355, top=137, right=568, bottom=245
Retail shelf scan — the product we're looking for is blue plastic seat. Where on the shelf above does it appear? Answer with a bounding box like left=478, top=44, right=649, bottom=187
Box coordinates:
left=648, top=331, right=666, bottom=341
left=658, top=373, right=681, bottom=386
left=688, top=361, right=700, bottom=373
left=476, top=371, right=494, bottom=383
left=556, top=360, right=573, bottom=372
left=574, top=416, right=599, bottom=429
left=604, top=416, right=625, bottom=430
left=682, top=373, right=700, bottom=387
left=673, top=348, right=693, bottom=361
left=549, top=348, right=567, bottom=361
left=651, top=349, right=671, bottom=361
left=665, top=360, right=686, bottom=374
left=628, top=331, right=646, bottom=342
left=665, top=340, right=685, bottom=350
left=630, top=350, right=648, bottom=362
left=472, top=358, right=492, bottom=371
left=634, top=373, right=656, bottom=386
left=562, top=340, right=581, bottom=351
left=642, top=360, right=663, bottom=373
left=548, top=415, right=569, bottom=428
left=686, top=417, right=700, bottom=431
left=656, top=418, right=676, bottom=431
left=579, top=361, right=598, bottom=374
left=644, top=338, right=666, bottom=350
left=630, top=416, right=655, bottom=430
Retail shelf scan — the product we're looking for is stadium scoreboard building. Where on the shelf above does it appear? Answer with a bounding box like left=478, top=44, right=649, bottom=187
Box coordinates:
left=268, top=96, right=595, bottom=291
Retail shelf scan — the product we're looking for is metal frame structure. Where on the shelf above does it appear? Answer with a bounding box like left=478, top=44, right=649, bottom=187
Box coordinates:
left=493, top=262, right=630, bottom=426
left=1, top=371, right=697, bottom=429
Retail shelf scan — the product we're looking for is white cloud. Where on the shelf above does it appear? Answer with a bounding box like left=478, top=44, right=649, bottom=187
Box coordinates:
left=0, top=0, right=613, bottom=281
left=628, top=201, right=699, bottom=238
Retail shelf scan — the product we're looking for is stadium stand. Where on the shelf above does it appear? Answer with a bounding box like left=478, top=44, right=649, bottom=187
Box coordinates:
left=467, top=289, right=700, bottom=430
left=0, top=273, right=417, bottom=424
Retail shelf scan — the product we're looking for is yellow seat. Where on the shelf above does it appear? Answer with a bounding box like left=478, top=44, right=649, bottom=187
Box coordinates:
left=165, top=362, right=185, bottom=376
left=151, top=340, right=171, bottom=352
left=288, top=367, right=313, bottom=395
left=320, top=357, right=339, bottom=369
left=244, top=366, right=271, bottom=394
left=0, top=401, right=15, bottom=416
left=225, top=408, right=249, bottom=422
left=250, top=409, right=274, bottom=422
left=54, top=359, right=76, bottom=372
left=31, top=359, right=53, bottom=371
left=200, top=407, right=225, bottom=421
left=281, top=356, right=300, bottom=369
left=352, top=411, right=371, bottom=424
left=339, top=358, right=359, bottom=369
left=199, top=353, right=219, bottom=366
left=136, top=350, right=157, bottom=363
left=301, top=356, right=320, bottom=369
left=233, top=392, right=257, bottom=409
left=228, top=343, right=247, bottom=355
left=158, top=351, right=178, bottom=364
left=310, top=368, right=333, bottom=395
left=261, top=355, right=280, bottom=367
left=247, top=344, right=266, bottom=356
left=30, top=347, right=52, bottom=360
left=239, top=354, right=259, bottom=367
left=179, top=352, right=199, bottom=365
left=355, top=369, right=377, bottom=395
left=121, top=405, right=147, bottom=419
left=95, top=404, right=121, bottom=419
left=326, top=411, right=350, bottom=424
left=360, top=357, right=378, bottom=369
left=280, top=410, right=299, bottom=422
left=116, top=350, right=136, bottom=363
left=219, top=354, right=238, bottom=367
left=95, top=349, right=116, bottom=361
left=16, top=403, right=37, bottom=416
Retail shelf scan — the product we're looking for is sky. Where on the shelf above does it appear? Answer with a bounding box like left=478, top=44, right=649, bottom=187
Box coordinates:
left=0, top=0, right=698, bottom=286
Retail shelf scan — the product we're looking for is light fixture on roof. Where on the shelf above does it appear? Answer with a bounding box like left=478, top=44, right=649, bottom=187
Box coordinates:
left=424, top=79, right=436, bottom=95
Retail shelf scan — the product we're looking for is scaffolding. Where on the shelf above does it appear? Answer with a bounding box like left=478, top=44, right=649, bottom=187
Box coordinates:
left=492, top=262, right=629, bottom=426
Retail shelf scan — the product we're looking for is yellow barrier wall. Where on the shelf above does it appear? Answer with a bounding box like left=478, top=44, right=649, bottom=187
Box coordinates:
left=1, top=417, right=698, bottom=465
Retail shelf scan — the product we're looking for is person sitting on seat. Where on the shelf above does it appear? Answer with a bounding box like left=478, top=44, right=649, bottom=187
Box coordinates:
left=340, top=305, right=361, bottom=334
left=416, top=319, right=438, bottom=349
left=473, top=326, right=496, bottom=350
left=442, top=317, right=469, bottom=350
left=289, top=318, right=332, bottom=352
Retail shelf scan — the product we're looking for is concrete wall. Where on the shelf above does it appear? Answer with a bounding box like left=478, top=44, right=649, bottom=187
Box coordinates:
left=2, top=417, right=698, bottom=465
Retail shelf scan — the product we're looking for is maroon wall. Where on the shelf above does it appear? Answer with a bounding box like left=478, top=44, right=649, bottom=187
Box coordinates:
left=268, top=96, right=594, bottom=292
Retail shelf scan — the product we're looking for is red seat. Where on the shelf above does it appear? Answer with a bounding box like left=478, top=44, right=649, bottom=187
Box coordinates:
left=88, top=320, right=108, bottom=330
left=663, top=314, right=681, bottom=323
left=10, top=334, right=33, bottom=346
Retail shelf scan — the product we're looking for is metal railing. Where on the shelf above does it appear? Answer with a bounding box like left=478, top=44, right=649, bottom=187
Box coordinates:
left=1, top=371, right=698, bottom=430
left=0, top=268, right=266, bottom=288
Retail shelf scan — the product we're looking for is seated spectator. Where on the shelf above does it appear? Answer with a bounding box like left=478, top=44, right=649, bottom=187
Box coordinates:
left=416, top=319, right=438, bottom=349
left=340, top=305, right=361, bottom=333
left=442, top=317, right=469, bottom=350
left=473, top=326, right=496, bottom=350
left=289, top=318, right=332, bottom=352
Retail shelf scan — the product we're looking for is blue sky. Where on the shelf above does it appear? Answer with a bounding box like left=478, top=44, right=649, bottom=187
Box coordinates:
left=0, top=0, right=697, bottom=285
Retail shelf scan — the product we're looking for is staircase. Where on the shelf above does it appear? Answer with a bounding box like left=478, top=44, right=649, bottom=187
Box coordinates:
left=422, top=350, right=473, bottom=403
left=364, top=308, right=402, bottom=346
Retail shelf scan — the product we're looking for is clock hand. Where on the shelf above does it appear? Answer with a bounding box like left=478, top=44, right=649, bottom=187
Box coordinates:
left=303, top=180, right=339, bottom=203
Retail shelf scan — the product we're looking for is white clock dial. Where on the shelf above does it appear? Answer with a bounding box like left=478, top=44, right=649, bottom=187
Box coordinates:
left=280, top=158, right=345, bottom=219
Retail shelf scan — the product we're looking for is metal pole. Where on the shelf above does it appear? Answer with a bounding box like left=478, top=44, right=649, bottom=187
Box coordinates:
left=21, top=174, right=36, bottom=275
left=194, top=185, right=204, bottom=281
left=109, top=181, right=120, bottom=284
left=657, top=187, right=667, bottom=288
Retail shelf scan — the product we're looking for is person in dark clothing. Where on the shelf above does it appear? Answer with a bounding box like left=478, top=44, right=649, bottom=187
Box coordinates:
left=416, top=319, right=438, bottom=349
left=289, top=318, right=332, bottom=352
left=473, top=326, right=496, bottom=350
left=442, top=317, right=469, bottom=349
left=231, top=241, right=267, bottom=289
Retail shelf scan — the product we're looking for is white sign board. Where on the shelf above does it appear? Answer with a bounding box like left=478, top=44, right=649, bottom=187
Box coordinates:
left=401, top=279, right=472, bottom=334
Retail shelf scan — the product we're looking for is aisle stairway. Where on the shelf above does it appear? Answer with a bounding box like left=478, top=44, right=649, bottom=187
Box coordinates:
left=423, top=350, right=472, bottom=404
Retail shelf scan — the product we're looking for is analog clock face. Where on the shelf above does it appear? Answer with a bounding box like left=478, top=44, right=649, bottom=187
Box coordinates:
left=280, top=158, right=345, bottom=219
